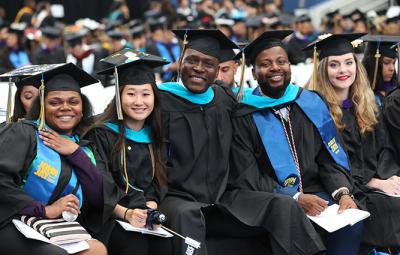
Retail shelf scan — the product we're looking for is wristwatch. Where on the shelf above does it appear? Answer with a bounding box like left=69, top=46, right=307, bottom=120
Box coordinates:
left=335, top=189, right=355, bottom=201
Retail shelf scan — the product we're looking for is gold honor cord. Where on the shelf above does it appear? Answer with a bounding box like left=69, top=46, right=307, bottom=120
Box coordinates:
left=114, top=66, right=124, bottom=120
left=176, top=33, right=188, bottom=81
left=123, top=142, right=156, bottom=194
left=236, top=51, right=246, bottom=102
left=38, top=77, right=46, bottom=131
left=371, top=47, right=381, bottom=90
left=122, top=141, right=129, bottom=194
left=6, top=77, right=13, bottom=124
left=312, top=46, right=318, bottom=91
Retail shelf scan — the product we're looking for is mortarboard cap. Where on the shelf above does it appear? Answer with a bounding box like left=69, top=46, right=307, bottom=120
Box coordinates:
left=98, top=49, right=169, bottom=120
left=65, top=27, right=89, bottom=46
left=295, top=14, right=311, bottom=24
left=19, top=63, right=97, bottom=130
left=41, top=26, right=62, bottom=39
left=362, top=34, right=400, bottom=58
left=326, top=9, right=340, bottom=18
left=238, top=30, right=293, bottom=64
left=173, top=29, right=239, bottom=61
left=107, top=30, right=127, bottom=40
left=131, top=25, right=145, bottom=38
left=21, top=63, right=98, bottom=92
left=304, top=33, right=366, bottom=60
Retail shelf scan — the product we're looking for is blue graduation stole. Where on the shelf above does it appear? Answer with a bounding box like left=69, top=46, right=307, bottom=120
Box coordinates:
left=104, top=122, right=152, bottom=143
left=155, top=42, right=180, bottom=80
left=22, top=130, right=96, bottom=208
left=251, top=87, right=350, bottom=192
left=158, top=82, right=214, bottom=105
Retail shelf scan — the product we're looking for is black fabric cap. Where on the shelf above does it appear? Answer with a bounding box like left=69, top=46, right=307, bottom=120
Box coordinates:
left=98, top=48, right=169, bottom=86
left=0, top=64, right=52, bottom=82
left=107, top=30, right=126, bottom=39
left=362, top=34, right=400, bottom=59
left=173, top=29, right=239, bottom=60
left=326, top=9, right=340, bottom=18
left=304, top=33, right=366, bottom=60
left=65, top=28, right=88, bottom=46
left=219, top=48, right=237, bottom=63
left=295, top=14, right=311, bottom=23
left=131, top=25, right=145, bottom=37
left=41, top=26, right=62, bottom=39
left=21, top=63, right=98, bottom=92
left=238, top=30, right=293, bottom=64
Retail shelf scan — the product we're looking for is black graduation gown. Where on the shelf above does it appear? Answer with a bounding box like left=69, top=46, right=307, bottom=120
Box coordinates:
left=85, top=124, right=166, bottom=244
left=221, top=97, right=358, bottom=254
left=158, top=85, right=236, bottom=255
left=341, top=108, right=400, bottom=248
left=0, top=121, right=106, bottom=234
left=30, top=46, right=66, bottom=65
left=384, top=88, right=400, bottom=156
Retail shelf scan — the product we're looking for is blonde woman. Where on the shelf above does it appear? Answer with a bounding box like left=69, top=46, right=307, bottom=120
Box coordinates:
left=306, top=33, right=400, bottom=253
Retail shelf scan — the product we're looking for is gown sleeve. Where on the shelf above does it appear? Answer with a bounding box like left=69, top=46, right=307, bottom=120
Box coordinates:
left=0, top=122, right=38, bottom=227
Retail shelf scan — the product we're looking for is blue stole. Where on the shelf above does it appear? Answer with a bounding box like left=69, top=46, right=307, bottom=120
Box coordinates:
left=23, top=131, right=96, bottom=208
left=155, top=41, right=180, bottom=80
left=104, top=122, right=152, bottom=143
left=9, top=50, right=31, bottom=68
left=250, top=87, right=350, bottom=193
left=158, top=82, right=214, bottom=104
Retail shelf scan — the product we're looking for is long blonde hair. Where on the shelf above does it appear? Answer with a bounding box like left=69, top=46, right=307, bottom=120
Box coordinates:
left=305, top=54, right=378, bottom=134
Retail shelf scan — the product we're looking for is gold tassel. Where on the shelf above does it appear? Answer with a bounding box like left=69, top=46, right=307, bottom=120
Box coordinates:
left=6, top=77, right=13, bottom=124
left=236, top=51, right=246, bottom=102
left=122, top=141, right=129, bottom=194
left=312, top=46, right=318, bottom=91
left=371, top=48, right=381, bottom=90
left=38, top=76, right=46, bottom=131
left=114, top=67, right=124, bottom=120
left=176, top=32, right=188, bottom=81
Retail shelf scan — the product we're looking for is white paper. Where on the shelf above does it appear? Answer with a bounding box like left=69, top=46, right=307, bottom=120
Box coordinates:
left=307, top=204, right=370, bottom=233
left=12, top=219, right=89, bottom=254
left=116, top=220, right=173, bottom=238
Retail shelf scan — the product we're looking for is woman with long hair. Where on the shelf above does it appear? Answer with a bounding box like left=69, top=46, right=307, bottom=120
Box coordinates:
left=84, top=49, right=171, bottom=255
left=0, top=63, right=107, bottom=255
left=306, top=34, right=400, bottom=254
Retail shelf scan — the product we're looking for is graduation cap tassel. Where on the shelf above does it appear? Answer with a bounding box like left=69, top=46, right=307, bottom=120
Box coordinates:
left=38, top=74, right=46, bottom=131
left=160, top=226, right=201, bottom=255
left=312, top=46, right=318, bottom=91
left=114, top=67, right=124, bottom=120
left=236, top=51, right=246, bottom=102
left=176, top=32, right=188, bottom=81
left=371, top=44, right=381, bottom=90
left=6, top=77, right=13, bottom=124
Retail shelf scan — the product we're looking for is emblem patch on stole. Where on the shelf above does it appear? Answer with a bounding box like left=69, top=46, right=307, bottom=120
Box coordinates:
left=34, top=161, right=58, bottom=183
left=328, top=138, right=339, bottom=154
left=284, top=176, right=297, bottom=187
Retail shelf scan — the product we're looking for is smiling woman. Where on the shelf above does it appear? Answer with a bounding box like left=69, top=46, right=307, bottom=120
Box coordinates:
left=0, top=63, right=107, bottom=255
left=83, top=49, right=172, bottom=255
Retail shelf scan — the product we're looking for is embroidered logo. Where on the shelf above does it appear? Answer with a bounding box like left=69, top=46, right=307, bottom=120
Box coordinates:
left=34, top=161, right=58, bottom=183
left=284, top=176, right=297, bottom=187
left=328, top=137, right=339, bottom=154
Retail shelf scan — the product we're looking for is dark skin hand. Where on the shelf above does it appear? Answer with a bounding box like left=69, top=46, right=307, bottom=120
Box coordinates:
left=298, top=194, right=329, bottom=216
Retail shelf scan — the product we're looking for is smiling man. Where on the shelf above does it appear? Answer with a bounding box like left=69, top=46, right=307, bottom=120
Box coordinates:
left=157, top=29, right=241, bottom=255
left=221, top=30, right=364, bottom=255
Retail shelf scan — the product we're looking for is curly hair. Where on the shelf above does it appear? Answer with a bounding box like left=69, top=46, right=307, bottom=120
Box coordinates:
left=305, top=54, right=378, bottom=134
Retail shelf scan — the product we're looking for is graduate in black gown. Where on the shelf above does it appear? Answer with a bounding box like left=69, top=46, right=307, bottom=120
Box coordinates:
left=0, top=65, right=39, bottom=127
left=157, top=29, right=243, bottom=255
left=224, top=31, right=365, bottom=255
left=0, top=63, right=107, bottom=255
left=309, top=33, right=400, bottom=253
left=84, top=49, right=172, bottom=255
left=362, top=35, right=400, bottom=104
left=385, top=86, right=400, bottom=157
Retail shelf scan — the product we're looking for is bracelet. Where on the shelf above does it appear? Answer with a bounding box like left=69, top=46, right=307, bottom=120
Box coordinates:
left=335, top=189, right=354, bottom=201
left=123, top=208, right=130, bottom=221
